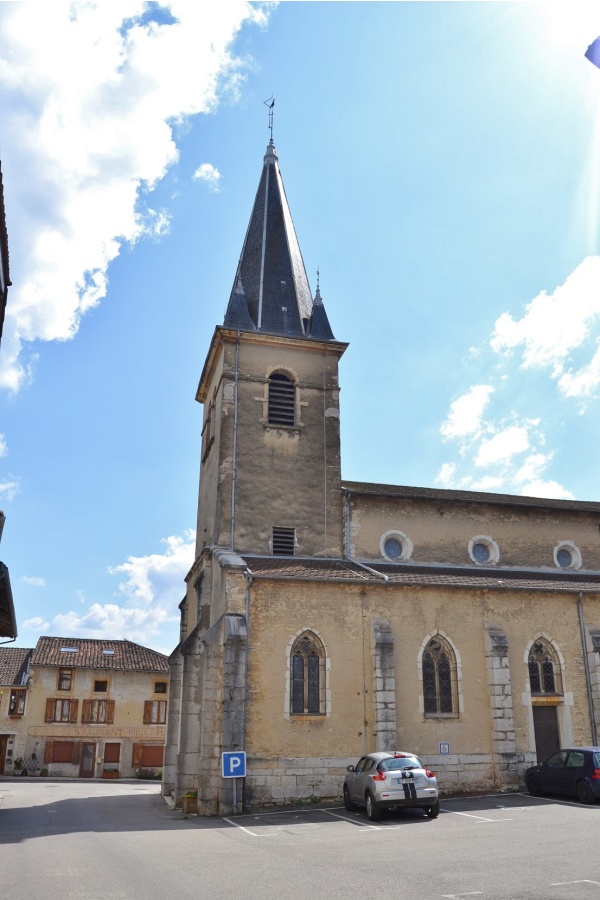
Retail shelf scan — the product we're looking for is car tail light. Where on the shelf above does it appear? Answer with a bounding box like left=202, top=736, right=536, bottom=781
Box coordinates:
left=372, top=767, right=386, bottom=781
left=425, top=768, right=435, bottom=778
left=591, top=768, right=600, bottom=780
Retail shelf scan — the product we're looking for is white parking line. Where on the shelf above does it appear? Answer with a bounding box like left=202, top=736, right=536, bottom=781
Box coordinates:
left=443, top=810, right=512, bottom=823
left=441, top=893, right=484, bottom=898
left=322, top=809, right=380, bottom=830
left=551, top=881, right=600, bottom=887
left=222, top=817, right=278, bottom=837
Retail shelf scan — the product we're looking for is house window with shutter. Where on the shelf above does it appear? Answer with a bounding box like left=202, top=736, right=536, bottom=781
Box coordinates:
left=8, top=689, right=26, bottom=716
left=290, top=631, right=326, bottom=716
left=57, top=668, right=74, bottom=691
left=44, top=740, right=81, bottom=765
left=143, top=700, right=167, bottom=724
left=154, top=681, right=167, bottom=694
left=104, top=743, right=121, bottom=764
left=133, top=744, right=164, bottom=768
left=268, top=373, right=296, bottom=426
left=81, top=699, right=115, bottom=724
left=45, top=698, right=79, bottom=723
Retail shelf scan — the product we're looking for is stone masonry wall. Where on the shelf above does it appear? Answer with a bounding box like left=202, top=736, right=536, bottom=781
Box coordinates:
left=241, top=752, right=508, bottom=809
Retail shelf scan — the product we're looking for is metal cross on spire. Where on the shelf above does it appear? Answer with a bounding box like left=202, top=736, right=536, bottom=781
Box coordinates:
left=263, top=95, right=275, bottom=141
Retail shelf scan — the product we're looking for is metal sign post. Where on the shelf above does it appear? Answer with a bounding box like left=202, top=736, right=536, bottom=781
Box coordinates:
left=222, top=752, right=246, bottom=816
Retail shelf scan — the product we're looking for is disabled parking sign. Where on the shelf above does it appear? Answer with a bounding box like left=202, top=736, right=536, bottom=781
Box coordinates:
left=222, top=751, right=246, bottom=778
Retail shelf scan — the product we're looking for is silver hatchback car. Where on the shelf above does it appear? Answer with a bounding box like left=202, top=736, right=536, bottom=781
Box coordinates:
left=343, top=751, right=440, bottom=820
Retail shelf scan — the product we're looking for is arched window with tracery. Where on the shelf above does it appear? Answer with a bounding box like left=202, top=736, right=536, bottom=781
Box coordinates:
left=290, top=631, right=325, bottom=715
left=268, top=372, right=295, bottom=426
left=422, top=635, right=457, bottom=716
left=528, top=639, right=563, bottom=695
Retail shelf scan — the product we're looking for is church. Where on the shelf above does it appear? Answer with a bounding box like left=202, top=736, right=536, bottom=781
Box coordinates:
left=162, top=134, right=600, bottom=815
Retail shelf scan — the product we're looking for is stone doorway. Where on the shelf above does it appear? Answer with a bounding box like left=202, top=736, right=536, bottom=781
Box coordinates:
left=533, top=705, right=560, bottom=763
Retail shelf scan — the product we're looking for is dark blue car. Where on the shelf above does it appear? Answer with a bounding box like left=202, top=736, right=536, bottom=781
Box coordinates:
left=525, top=747, right=600, bottom=804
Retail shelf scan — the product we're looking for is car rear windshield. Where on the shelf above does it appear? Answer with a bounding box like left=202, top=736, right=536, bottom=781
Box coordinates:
left=379, top=756, right=422, bottom=771
left=594, top=752, right=600, bottom=768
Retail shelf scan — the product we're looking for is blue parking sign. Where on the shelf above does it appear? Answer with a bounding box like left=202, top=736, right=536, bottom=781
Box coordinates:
left=222, top=751, right=246, bottom=778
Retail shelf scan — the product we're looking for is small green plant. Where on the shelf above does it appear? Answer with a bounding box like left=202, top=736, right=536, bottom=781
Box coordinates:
left=12, top=758, right=24, bottom=771
left=182, top=790, right=198, bottom=799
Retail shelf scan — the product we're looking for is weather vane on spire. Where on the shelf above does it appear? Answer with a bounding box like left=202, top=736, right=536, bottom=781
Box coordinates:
left=264, top=95, right=275, bottom=142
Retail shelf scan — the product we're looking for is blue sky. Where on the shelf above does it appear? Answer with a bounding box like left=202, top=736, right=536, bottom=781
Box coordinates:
left=2, top=1, right=600, bottom=654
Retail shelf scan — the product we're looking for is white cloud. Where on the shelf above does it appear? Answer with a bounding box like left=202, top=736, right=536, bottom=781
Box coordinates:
left=474, top=424, right=531, bottom=468
left=0, top=1, right=271, bottom=391
left=435, top=462, right=457, bottom=487
left=0, top=479, right=19, bottom=501
left=193, top=162, right=222, bottom=193
left=440, top=384, right=494, bottom=440
left=21, top=615, right=50, bottom=631
left=0, top=435, right=7, bottom=458
left=21, top=576, right=46, bottom=587
left=519, top=479, right=575, bottom=501
left=25, top=531, right=195, bottom=650
left=491, top=256, right=600, bottom=399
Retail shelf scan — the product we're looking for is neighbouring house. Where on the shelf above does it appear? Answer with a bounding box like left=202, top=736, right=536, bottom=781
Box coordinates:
left=0, top=647, right=32, bottom=773
left=163, top=134, right=600, bottom=816
left=9, top=637, right=169, bottom=778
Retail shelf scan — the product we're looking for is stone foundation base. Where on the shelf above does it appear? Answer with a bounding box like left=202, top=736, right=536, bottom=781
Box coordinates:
left=240, top=751, right=531, bottom=810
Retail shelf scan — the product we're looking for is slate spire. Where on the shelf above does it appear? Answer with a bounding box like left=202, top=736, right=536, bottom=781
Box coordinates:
left=223, top=140, right=335, bottom=340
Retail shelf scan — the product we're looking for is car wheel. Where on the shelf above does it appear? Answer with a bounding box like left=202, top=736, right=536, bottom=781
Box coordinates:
left=426, top=800, right=440, bottom=818
left=343, top=786, right=356, bottom=812
left=577, top=780, right=596, bottom=805
left=526, top=774, right=542, bottom=796
left=365, top=791, right=381, bottom=821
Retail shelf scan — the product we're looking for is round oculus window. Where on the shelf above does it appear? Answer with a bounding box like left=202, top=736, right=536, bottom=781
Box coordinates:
left=556, top=547, right=572, bottom=568
left=384, top=537, right=403, bottom=559
left=468, top=535, right=499, bottom=566
left=554, top=542, right=581, bottom=569
left=472, top=542, right=490, bottom=564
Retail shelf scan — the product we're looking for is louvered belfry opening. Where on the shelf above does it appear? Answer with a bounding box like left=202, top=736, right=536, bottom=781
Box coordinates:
left=272, top=526, right=295, bottom=556
left=268, top=373, right=295, bottom=426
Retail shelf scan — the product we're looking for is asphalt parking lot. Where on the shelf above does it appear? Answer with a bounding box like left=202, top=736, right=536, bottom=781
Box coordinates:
left=2, top=781, right=600, bottom=899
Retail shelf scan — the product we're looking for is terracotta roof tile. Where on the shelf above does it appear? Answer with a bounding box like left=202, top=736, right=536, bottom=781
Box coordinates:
left=31, top=637, right=168, bottom=672
left=0, top=647, right=32, bottom=686
left=341, top=480, right=600, bottom=513
left=243, top=556, right=600, bottom=593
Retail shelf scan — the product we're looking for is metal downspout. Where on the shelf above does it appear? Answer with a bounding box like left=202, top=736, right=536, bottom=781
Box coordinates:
left=344, top=490, right=352, bottom=559
left=230, top=332, right=240, bottom=550
left=241, top=569, right=253, bottom=814
left=578, top=591, right=598, bottom=745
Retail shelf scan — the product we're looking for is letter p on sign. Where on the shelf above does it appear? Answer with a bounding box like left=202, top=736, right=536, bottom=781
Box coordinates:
left=222, top=751, right=246, bottom=778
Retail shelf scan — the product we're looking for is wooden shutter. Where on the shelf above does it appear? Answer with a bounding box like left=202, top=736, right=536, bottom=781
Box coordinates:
left=132, top=743, right=143, bottom=767
left=81, top=699, right=92, bottom=724
left=143, top=701, right=152, bottom=725
left=44, top=740, right=54, bottom=764
left=45, top=699, right=56, bottom=722
left=106, top=699, right=115, bottom=725
left=69, top=699, right=79, bottom=724
left=71, top=741, right=81, bottom=765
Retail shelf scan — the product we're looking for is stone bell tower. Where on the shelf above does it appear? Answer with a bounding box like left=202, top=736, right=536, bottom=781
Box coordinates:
left=194, top=137, right=347, bottom=563
left=163, top=136, right=347, bottom=812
